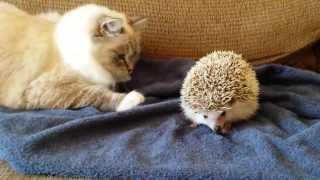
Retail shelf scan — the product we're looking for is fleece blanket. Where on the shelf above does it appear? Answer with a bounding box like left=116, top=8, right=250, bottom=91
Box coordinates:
left=0, top=58, right=320, bottom=179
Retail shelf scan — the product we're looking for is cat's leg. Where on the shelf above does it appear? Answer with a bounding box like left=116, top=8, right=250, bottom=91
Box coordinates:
left=23, top=76, right=145, bottom=111
left=116, top=91, right=145, bottom=111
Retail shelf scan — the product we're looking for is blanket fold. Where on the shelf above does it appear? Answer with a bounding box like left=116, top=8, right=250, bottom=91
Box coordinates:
left=0, top=58, right=320, bottom=179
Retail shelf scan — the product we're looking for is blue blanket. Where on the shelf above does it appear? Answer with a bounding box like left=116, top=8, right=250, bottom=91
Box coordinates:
left=1, top=58, right=320, bottom=179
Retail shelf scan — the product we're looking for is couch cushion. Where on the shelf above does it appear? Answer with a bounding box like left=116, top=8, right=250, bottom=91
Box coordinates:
left=5, top=0, right=320, bottom=63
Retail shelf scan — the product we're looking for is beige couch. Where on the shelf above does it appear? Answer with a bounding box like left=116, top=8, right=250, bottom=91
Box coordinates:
left=5, top=0, right=320, bottom=64
left=0, top=1, right=320, bottom=179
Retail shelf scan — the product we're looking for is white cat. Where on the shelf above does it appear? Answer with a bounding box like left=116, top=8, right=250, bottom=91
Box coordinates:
left=0, top=3, right=147, bottom=111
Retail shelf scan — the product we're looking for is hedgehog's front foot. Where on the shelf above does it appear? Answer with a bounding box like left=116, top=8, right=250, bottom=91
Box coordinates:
left=219, top=123, right=232, bottom=134
left=189, top=122, right=198, bottom=128
left=216, top=117, right=232, bottom=134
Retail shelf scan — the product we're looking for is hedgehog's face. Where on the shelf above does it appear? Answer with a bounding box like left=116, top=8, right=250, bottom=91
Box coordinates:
left=182, top=99, right=258, bottom=133
left=182, top=102, right=226, bottom=131
left=193, top=110, right=226, bottom=131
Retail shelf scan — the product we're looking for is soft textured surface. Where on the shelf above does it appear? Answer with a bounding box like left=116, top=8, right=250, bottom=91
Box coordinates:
left=4, top=0, right=320, bottom=63
left=0, top=161, right=68, bottom=179
left=1, top=58, right=320, bottom=179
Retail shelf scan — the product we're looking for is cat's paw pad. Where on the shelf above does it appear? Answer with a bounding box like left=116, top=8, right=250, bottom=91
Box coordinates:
left=116, top=91, right=145, bottom=111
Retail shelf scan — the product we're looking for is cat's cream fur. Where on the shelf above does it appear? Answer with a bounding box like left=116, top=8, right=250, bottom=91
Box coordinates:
left=0, top=3, right=147, bottom=111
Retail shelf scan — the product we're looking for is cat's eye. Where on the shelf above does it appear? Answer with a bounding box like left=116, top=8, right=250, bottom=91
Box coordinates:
left=132, top=50, right=138, bottom=56
left=203, top=115, right=208, bottom=119
left=114, top=52, right=132, bottom=73
left=116, top=53, right=126, bottom=61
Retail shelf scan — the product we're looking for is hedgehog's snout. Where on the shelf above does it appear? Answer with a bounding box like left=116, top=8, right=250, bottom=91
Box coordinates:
left=206, top=110, right=226, bottom=122
left=194, top=110, right=226, bottom=130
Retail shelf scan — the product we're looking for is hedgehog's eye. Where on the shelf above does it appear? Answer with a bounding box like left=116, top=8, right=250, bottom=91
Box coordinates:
left=221, top=111, right=226, bottom=116
left=203, top=115, right=208, bottom=119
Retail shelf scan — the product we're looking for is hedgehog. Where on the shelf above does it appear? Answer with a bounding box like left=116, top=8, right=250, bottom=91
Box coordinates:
left=180, top=51, right=259, bottom=134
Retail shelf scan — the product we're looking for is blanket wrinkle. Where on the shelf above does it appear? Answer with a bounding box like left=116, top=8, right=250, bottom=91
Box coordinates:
left=0, top=58, right=320, bottom=179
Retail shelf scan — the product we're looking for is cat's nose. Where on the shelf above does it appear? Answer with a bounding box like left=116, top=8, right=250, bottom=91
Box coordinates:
left=127, top=67, right=133, bottom=74
left=127, top=64, right=134, bottom=74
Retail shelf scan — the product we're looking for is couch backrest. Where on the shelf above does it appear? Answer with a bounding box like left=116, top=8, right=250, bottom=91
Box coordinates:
left=5, top=0, right=320, bottom=64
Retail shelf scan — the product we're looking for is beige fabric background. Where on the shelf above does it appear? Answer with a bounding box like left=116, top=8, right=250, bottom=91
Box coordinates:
left=4, top=0, right=320, bottom=63
left=0, top=1, right=320, bottom=179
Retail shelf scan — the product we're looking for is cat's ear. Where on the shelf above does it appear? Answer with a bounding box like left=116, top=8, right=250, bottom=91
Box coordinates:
left=129, top=16, right=147, bottom=32
left=99, top=18, right=123, bottom=37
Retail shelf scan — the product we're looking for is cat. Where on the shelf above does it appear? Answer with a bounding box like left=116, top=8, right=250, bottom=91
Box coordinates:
left=0, top=2, right=147, bottom=112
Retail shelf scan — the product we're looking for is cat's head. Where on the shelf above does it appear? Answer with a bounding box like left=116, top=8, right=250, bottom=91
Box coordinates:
left=54, top=4, right=147, bottom=87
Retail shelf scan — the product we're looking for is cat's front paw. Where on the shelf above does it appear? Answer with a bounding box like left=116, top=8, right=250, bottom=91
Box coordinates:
left=116, top=91, right=145, bottom=111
